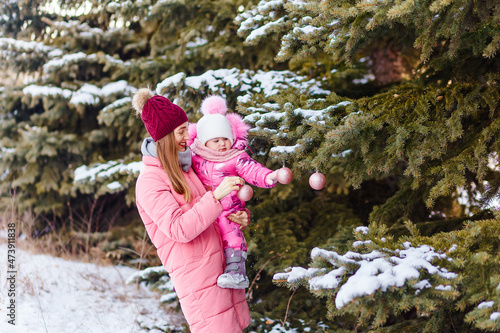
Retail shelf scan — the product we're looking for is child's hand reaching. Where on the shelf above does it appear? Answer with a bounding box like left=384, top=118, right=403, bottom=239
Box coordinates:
left=265, top=170, right=279, bottom=185
left=228, top=210, right=249, bottom=230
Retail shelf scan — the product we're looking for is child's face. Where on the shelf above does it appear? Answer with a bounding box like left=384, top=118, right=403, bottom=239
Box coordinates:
left=205, top=137, right=232, bottom=152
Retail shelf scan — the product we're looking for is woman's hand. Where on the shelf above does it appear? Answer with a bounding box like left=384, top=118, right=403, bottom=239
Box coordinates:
left=213, top=176, right=244, bottom=201
left=228, top=210, right=249, bottom=230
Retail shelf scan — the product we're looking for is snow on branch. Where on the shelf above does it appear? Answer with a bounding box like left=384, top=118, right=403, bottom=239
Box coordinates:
left=47, top=19, right=107, bottom=36
left=23, top=80, right=136, bottom=106
left=74, top=160, right=143, bottom=190
left=274, top=229, right=457, bottom=310
left=270, top=144, right=301, bottom=154
left=156, top=73, right=186, bottom=93
left=43, top=52, right=87, bottom=69
left=43, top=52, right=123, bottom=73
left=23, top=85, right=72, bottom=99
left=236, top=0, right=286, bottom=43
left=184, top=69, right=241, bottom=90
left=126, top=265, right=178, bottom=305
left=126, top=266, right=168, bottom=285
left=236, top=0, right=332, bottom=63
left=101, top=97, right=132, bottom=113
left=246, top=17, right=287, bottom=42
left=0, top=37, right=55, bottom=53
left=157, top=68, right=330, bottom=98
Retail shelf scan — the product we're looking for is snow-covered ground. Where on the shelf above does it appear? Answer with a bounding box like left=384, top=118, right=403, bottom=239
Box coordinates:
left=0, top=239, right=185, bottom=332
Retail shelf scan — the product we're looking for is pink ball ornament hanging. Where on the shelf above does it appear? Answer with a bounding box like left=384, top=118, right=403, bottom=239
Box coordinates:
left=237, top=184, right=254, bottom=201
left=277, top=167, right=293, bottom=184
left=309, top=172, right=326, bottom=190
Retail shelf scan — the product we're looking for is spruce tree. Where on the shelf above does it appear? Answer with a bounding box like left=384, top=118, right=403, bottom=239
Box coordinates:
left=233, top=0, right=500, bottom=331
left=2, top=0, right=499, bottom=331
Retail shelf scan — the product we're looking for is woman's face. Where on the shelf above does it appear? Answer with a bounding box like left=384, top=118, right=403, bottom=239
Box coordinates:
left=174, top=122, right=190, bottom=151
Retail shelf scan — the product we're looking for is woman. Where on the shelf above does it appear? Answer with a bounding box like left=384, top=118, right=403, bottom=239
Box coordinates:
left=132, top=88, right=251, bottom=332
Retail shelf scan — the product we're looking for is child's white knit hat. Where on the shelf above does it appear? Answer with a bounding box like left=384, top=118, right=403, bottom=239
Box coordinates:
left=196, top=96, right=234, bottom=146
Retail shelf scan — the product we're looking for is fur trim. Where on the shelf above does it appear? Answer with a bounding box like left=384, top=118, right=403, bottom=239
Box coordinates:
left=132, top=88, right=154, bottom=117
left=187, top=122, right=197, bottom=146
left=200, top=95, right=227, bottom=115
left=226, top=113, right=250, bottom=143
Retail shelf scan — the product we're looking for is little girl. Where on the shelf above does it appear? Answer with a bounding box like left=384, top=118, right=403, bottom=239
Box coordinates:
left=188, top=95, right=278, bottom=289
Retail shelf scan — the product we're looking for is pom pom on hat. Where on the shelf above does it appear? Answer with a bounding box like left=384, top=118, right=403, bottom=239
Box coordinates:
left=200, top=95, right=227, bottom=115
left=132, top=88, right=188, bottom=142
left=132, top=88, right=154, bottom=117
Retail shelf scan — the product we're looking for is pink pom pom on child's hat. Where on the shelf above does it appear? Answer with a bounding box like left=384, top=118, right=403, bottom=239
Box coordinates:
left=200, top=95, right=228, bottom=115
left=197, top=96, right=234, bottom=146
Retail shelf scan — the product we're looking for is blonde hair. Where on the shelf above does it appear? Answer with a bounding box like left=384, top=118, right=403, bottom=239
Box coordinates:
left=156, top=132, right=191, bottom=202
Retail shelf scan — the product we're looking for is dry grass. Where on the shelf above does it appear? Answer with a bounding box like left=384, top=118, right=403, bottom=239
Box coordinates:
left=0, top=191, right=159, bottom=269
left=0, top=190, right=186, bottom=332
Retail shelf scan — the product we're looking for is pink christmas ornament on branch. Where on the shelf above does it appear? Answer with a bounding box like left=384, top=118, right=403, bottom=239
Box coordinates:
left=237, top=184, right=254, bottom=201
left=309, top=172, right=326, bottom=190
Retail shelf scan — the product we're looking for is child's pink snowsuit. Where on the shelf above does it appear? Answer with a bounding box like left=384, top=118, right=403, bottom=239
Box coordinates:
left=189, top=138, right=276, bottom=251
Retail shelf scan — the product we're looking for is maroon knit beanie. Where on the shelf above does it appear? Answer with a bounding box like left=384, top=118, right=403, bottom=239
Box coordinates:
left=133, top=90, right=188, bottom=142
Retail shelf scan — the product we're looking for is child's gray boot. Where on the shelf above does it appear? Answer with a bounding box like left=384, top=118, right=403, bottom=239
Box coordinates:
left=217, top=248, right=250, bottom=289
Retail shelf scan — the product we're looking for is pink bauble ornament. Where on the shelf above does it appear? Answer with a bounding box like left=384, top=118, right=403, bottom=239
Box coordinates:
left=237, top=184, right=253, bottom=201
left=277, top=167, right=293, bottom=184
left=309, top=172, right=326, bottom=190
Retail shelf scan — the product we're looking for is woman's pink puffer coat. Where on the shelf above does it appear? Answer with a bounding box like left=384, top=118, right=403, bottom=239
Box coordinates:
left=135, top=154, right=251, bottom=332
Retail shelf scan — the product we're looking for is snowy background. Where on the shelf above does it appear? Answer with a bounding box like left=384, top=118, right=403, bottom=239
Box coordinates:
left=0, top=233, right=185, bottom=333
left=0, top=234, right=303, bottom=333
